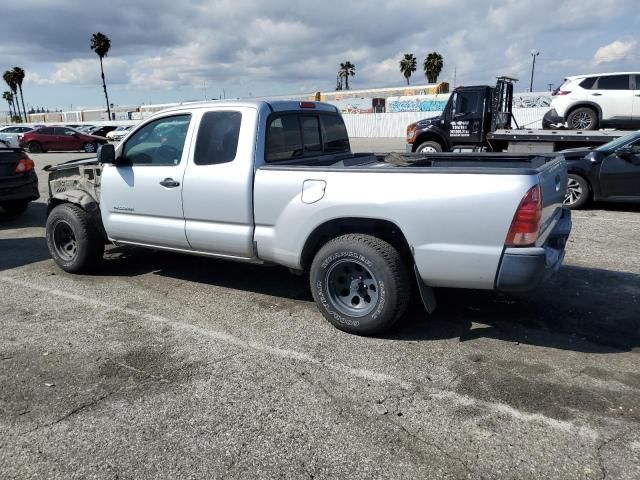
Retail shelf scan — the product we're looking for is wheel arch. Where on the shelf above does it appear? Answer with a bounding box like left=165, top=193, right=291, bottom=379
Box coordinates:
left=48, top=191, right=107, bottom=241
left=412, top=131, right=448, bottom=152
left=300, top=217, right=413, bottom=271
left=565, top=102, right=603, bottom=122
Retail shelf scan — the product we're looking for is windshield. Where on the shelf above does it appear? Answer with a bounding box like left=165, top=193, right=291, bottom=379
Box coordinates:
left=596, top=131, right=640, bottom=152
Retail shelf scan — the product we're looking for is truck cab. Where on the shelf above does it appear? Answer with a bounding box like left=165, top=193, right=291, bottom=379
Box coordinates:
left=407, top=79, right=514, bottom=153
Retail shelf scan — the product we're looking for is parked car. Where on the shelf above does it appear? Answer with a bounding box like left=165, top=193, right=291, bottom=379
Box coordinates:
left=20, top=126, right=108, bottom=153
left=86, top=125, right=118, bottom=138
left=544, top=72, right=640, bottom=130
left=561, top=130, right=640, bottom=208
left=75, top=125, right=96, bottom=133
left=0, top=146, right=39, bottom=215
left=106, top=125, right=133, bottom=141
left=0, top=126, right=33, bottom=148
left=44, top=100, right=571, bottom=335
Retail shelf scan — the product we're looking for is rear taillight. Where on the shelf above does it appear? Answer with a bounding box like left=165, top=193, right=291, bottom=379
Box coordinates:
left=505, top=185, right=542, bottom=247
left=15, top=155, right=35, bottom=173
left=299, top=101, right=316, bottom=109
left=556, top=90, right=571, bottom=96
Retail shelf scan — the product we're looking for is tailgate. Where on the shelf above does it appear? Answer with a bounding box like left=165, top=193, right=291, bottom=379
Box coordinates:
left=536, top=155, right=567, bottom=243
left=0, top=149, right=22, bottom=177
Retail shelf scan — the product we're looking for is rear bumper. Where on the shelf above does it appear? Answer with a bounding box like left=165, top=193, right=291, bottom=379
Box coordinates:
left=0, top=171, right=40, bottom=203
left=542, top=108, right=564, bottom=129
left=495, top=209, right=571, bottom=292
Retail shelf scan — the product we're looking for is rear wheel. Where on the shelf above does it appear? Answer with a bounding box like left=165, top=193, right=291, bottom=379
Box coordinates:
left=28, top=141, right=43, bottom=153
left=0, top=200, right=29, bottom=215
left=310, top=234, right=410, bottom=336
left=46, top=203, right=104, bottom=273
left=567, top=107, right=598, bottom=130
left=415, top=140, right=443, bottom=153
left=83, top=142, right=97, bottom=153
left=564, top=174, right=590, bottom=209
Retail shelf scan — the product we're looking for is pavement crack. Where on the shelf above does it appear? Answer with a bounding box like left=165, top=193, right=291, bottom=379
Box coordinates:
left=596, top=430, right=629, bottom=480
left=19, top=388, right=119, bottom=437
left=106, top=357, right=169, bottom=382
left=389, top=419, right=475, bottom=477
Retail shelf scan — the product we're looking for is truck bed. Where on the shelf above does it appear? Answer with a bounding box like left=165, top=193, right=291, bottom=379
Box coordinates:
left=260, top=152, right=558, bottom=175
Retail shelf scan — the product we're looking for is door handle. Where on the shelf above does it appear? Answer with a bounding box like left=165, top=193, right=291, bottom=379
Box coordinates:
left=159, top=178, right=180, bottom=188
left=592, top=93, right=602, bottom=96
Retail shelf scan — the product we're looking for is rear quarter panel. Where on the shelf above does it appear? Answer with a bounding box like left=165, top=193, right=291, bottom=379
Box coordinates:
left=254, top=169, right=536, bottom=289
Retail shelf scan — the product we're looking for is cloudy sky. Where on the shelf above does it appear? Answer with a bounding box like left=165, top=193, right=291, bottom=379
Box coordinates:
left=1, top=0, right=638, bottom=110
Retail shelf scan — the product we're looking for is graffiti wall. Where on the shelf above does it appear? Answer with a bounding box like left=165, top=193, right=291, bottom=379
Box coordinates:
left=386, top=94, right=451, bottom=113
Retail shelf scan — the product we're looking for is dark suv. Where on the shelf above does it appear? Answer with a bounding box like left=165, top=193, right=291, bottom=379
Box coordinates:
left=0, top=147, right=39, bottom=215
left=20, top=126, right=108, bottom=153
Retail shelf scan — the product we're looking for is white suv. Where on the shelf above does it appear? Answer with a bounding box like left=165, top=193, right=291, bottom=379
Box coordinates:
left=543, top=72, right=640, bottom=130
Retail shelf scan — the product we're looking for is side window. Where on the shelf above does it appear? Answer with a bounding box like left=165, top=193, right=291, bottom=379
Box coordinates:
left=320, top=114, right=350, bottom=153
left=630, top=139, right=640, bottom=154
left=39, top=127, right=54, bottom=135
left=596, top=75, right=630, bottom=90
left=194, top=111, right=242, bottom=165
left=61, top=128, right=76, bottom=136
left=123, top=114, right=191, bottom=165
left=265, top=115, right=302, bottom=162
left=301, top=116, right=322, bottom=154
left=457, top=92, right=480, bottom=114
left=579, top=77, right=597, bottom=89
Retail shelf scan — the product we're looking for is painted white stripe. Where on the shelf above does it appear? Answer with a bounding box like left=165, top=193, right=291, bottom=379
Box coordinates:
left=0, top=274, right=599, bottom=439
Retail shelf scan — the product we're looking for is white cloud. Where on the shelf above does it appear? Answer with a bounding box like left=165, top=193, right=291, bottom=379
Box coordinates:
left=30, top=58, right=130, bottom=86
left=593, top=39, right=637, bottom=65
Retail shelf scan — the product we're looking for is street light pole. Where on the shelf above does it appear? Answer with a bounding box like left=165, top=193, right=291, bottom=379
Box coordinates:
left=529, top=49, right=539, bottom=93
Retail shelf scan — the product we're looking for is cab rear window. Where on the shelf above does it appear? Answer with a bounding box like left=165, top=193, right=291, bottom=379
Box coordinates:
left=265, top=113, right=349, bottom=162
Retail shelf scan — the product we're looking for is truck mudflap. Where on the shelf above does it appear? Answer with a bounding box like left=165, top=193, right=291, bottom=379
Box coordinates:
left=495, top=209, right=572, bottom=292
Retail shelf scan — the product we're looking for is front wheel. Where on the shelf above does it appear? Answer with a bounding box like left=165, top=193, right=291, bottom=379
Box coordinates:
left=564, top=174, right=590, bottom=209
left=310, top=234, right=410, bottom=335
left=415, top=140, right=443, bottom=153
left=83, top=142, right=97, bottom=153
left=567, top=108, right=598, bottom=130
left=46, top=203, right=104, bottom=273
left=28, top=141, right=43, bottom=153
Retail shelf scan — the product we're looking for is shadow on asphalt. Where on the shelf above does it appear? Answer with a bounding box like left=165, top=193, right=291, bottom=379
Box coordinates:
left=582, top=201, right=640, bottom=213
left=0, top=201, right=46, bottom=230
left=0, top=227, right=637, bottom=352
left=95, top=247, right=639, bottom=353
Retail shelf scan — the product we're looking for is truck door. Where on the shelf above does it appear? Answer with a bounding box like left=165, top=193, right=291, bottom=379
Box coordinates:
left=448, top=89, right=484, bottom=146
left=100, top=114, right=193, bottom=249
left=181, top=107, right=258, bottom=258
left=599, top=138, right=640, bottom=198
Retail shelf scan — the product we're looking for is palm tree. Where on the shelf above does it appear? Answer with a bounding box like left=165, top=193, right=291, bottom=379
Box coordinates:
left=12, top=67, right=27, bottom=123
left=3, top=70, right=22, bottom=122
left=399, top=54, right=417, bottom=85
left=339, top=61, right=356, bottom=90
left=90, top=32, right=112, bottom=120
left=3, top=91, right=15, bottom=121
left=423, top=52, right=444, bottom=84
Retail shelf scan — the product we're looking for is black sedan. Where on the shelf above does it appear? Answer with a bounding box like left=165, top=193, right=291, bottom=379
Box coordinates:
left=561, top=131, right=640, bottom=209
left=0, top=147, right=39, bottom=215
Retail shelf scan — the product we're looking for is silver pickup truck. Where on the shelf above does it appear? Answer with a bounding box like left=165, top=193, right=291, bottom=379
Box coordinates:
left=44, top=100, right=571, bottom=335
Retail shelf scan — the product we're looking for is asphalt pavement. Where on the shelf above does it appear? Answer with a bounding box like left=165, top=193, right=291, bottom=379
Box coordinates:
left=0, top=141, right=639, bottom=479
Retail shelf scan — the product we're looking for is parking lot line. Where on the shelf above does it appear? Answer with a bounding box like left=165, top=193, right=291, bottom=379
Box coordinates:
left=0, top=273, right=601, bottom=439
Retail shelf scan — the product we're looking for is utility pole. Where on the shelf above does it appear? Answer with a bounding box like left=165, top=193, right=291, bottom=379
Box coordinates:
left=529, top=49, right=539, bottom=92
left=453, top=66, right=457, bottom=89
left=548, top=83, right=553, bottom=92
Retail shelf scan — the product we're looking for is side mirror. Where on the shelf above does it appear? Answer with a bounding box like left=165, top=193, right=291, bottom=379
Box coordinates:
left=615, top=145, right=633, bottom=159
left=97, top=143, right=115, bottom=164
